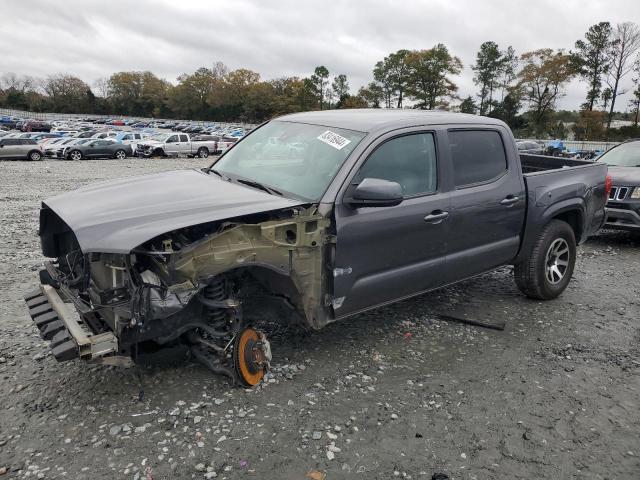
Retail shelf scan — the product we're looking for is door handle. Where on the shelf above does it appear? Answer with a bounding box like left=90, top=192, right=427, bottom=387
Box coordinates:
left=424, top=210, right=449, bottom=223
left=500, top=195, right=519, bottom=206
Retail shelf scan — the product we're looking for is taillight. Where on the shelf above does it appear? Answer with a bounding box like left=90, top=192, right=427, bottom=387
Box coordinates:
left=605, top=174, right=612, bottom=197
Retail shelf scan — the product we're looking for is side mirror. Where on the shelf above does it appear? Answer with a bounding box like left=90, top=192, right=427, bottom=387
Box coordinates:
left=346, top=178, right=403, bottom=208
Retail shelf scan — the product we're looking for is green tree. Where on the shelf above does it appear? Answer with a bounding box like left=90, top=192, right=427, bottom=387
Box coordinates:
left=459, top=95, right=478, bottom=114
left=373, top=50, right=411, bottom=108
left=472, top=41, right=503, bottom=115
left=572, top=22, right=613, bottom=111
left=498, top=46, right=519, bottom=103
left=405, top=44, right=463, bottom=110
left=357, top=82, right=384, bottom=108
left=331, top=74, right=350, bottom=105
left=519, top=49, right=576, bottom=135
left=309, top=66, right=329, bottom=109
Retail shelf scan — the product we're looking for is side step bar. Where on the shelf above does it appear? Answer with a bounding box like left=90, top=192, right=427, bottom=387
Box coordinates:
left=24, top=285, right=118, bottom=362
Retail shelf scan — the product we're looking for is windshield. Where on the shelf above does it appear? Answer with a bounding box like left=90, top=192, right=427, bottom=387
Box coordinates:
left=212, top=121, right=366, bottom=200
left=598, top=142, right=640, bottom=167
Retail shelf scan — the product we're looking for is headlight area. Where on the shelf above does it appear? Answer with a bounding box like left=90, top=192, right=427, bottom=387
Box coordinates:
left=88, top=251, right=198, bottom=332
left=631, top=187, right=640, bottom=200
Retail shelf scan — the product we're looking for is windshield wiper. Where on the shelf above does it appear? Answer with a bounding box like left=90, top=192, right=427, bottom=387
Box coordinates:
left=208, top=168, right=230, bottom=181
left=236, top=178, right=282, bottom=196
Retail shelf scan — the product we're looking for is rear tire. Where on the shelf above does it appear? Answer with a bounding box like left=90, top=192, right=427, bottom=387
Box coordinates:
left=28, top=151, right=42, bottom=161
left=514, top=219, right=576, bottom=300
left=197, top=147, right=209, bottom=158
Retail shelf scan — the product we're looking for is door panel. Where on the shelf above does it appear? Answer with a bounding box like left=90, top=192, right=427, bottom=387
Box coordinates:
left=332, top=130, right=449, bottom=317
left=333, top=195, right=449, bottom=316
left=445, top=129, right=525, bottom=282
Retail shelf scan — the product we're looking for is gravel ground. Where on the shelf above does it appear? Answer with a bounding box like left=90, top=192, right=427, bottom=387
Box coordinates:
left=0, top=158, right=639, bottom=480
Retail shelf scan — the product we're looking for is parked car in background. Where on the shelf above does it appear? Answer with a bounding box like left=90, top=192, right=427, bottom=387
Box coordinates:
left=91, top=131, right=118, bottom=139
left=22, top=121, right=52, bottom=132
left=597, top=139, right=640, bottom=232
left=44, top=138, right=73, bottom=157
left=58, top=138, right=97, bottom=159
left=65, top=139, right=132, bottom=160
left=217, top=136, right=238, bottom=154
left=113, top=131, right=146, bottom=153
left=516, top=140, right=545, bottom=154
left=0, top=138, right=43, bottom=160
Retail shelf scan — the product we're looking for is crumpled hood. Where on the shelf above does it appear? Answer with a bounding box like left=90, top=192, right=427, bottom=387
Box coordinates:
left=43, top=169, right=305, bottom=254
left=605, top=165, right=640, bottom=186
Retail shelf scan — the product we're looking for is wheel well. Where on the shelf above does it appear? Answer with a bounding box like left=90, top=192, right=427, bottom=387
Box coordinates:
left=552, top=210, right=583, bottom=243
left=223, top=266, right=306, bottom=326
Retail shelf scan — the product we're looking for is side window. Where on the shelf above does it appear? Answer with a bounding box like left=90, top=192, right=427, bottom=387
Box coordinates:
left=179, top=134, right=189, bottom=142
left=134, top=134, right=141, bottom=139
left=449, top=130, right=507, bottom=187
left=167, top=135, right=178, bottom=143
left=355, top=133, right=437, bottom=197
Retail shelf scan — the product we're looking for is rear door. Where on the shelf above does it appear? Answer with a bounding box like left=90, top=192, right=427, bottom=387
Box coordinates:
left=333, top=129, right=450, bottom=317
left=444, top=127, right=525, bottom=282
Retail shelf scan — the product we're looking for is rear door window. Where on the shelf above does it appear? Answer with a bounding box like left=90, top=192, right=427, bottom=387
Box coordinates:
left=448, top=130, right=507, bottom=188
left=179, top=134, right=189, bottom=142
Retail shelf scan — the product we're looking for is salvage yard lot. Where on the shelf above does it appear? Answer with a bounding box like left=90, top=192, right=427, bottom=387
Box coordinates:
left=0, top=159, right=639, bottom=479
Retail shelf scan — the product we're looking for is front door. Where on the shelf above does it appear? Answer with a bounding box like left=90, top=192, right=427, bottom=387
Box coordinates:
left=333, top=130, right=450, bottom=317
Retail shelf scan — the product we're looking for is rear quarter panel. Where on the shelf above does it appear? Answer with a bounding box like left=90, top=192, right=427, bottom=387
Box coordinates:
left=516, top=162, right=608, bottom=263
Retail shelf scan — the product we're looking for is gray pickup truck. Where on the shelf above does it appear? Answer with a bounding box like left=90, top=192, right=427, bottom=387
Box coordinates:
left=25, top=110, right=608, bottom=386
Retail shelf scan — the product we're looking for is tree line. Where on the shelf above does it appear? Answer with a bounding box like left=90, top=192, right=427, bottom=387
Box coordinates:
left=1, top=20, right=639, bottom=140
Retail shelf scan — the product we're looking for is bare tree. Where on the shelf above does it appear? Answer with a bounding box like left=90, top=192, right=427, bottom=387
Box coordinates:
left=606, top=22, right=640, bottom=129
left=93, top=77, right=110, bottom=98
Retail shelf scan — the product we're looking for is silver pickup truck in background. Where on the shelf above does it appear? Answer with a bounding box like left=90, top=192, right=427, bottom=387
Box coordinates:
left=136, top=132, right=218, bottom=158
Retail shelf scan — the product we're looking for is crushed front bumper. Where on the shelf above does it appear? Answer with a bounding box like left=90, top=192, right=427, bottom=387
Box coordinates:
left=24, top=285, right=119, bottom=363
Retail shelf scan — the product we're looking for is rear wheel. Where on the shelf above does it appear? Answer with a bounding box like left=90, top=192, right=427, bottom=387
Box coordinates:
left=28, top=151, right=42, bottom=161
left=514, top=220, right=576, bottom=300
left=197, top=147, right=209, bottom=158
left=114, top=149, right=126, bottom=160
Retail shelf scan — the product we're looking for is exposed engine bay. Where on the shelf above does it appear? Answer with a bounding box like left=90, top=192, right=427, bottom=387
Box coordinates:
left=28, top=203, right=333, bottom=386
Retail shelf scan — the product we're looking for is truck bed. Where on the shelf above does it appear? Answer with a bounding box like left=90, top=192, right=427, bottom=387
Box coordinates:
left=515, top=153, right=608, bottom=262
left=520, top=153, right=595, bottom=175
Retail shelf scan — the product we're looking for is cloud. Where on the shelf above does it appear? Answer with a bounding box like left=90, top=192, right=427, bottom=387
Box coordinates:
left=2, top=0, right=640, bottom=110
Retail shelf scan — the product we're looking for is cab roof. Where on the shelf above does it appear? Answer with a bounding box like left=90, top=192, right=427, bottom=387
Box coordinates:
left=276, top=109, right=506, bottom=133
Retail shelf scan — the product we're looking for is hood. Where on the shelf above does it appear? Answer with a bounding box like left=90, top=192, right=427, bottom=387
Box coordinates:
left=43, top=169, right=305, bottom=254
left=605, top=165, right=640, bottom=186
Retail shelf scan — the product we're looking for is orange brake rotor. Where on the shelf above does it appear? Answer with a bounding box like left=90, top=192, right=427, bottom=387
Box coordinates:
left=234, top=328, right=266, bottom=386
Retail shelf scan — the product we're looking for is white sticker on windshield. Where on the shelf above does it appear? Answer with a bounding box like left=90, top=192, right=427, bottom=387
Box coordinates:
left=317, top=130, right=351, bottom=150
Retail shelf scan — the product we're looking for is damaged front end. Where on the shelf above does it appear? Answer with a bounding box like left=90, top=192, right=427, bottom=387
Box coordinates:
left=26, top=203, right=334, bottom=386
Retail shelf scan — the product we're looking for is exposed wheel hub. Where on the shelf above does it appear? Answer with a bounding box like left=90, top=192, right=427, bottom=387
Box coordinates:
left=233, top=328, right=271, bottom=386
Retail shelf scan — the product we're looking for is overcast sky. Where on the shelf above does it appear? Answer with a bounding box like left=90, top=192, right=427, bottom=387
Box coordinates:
left=3, top=0, right=640, bottom=111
